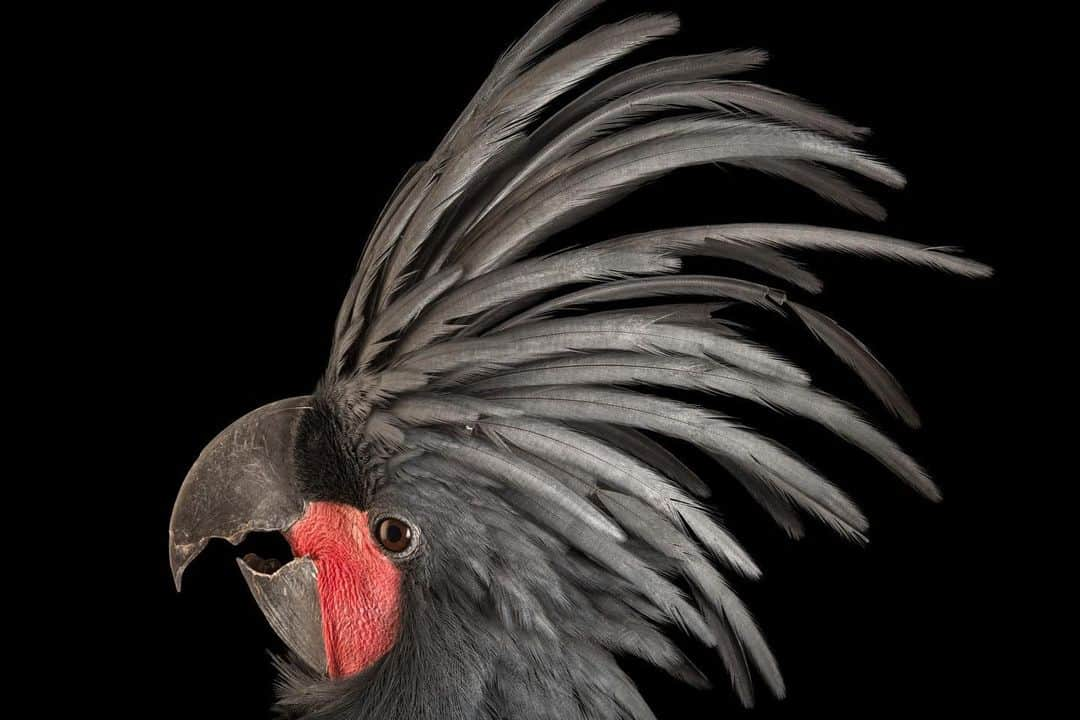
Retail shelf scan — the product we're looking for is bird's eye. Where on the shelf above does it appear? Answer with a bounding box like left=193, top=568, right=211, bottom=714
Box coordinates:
left=375, top=516, right=414, bottom=555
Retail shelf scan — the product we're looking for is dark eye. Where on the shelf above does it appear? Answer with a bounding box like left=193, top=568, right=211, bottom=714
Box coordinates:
left=375, top=516, right=414, bottom=554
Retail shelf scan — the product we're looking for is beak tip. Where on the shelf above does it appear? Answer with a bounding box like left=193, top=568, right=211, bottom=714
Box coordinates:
left=171, top=562, right=185, bottom=592
left=169, top=533, right=206, bottom=593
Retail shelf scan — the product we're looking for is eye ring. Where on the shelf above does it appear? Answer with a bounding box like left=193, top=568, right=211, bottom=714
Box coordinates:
left=373, top=515, right=418, bottom=557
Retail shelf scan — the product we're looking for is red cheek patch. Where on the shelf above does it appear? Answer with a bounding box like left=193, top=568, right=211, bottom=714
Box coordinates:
left=286, top=501, right=402, bottom=678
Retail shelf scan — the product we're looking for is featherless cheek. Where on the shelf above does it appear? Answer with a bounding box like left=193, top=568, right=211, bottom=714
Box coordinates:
left=286, top=502, right=403, bottom=678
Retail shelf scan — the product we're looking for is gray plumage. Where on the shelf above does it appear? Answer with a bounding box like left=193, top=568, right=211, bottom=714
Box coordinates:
left=273, top=2, right=990, bottom=717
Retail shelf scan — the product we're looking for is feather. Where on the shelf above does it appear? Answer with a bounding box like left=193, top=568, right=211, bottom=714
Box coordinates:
left=589, top=302, right=734, bottom=326
left=329, top=167, right=430, bottom=377
left=478, top=417, right=695, bottom=516
left=600, top=485, right=762, bottom=581
left=532, top=49, right=770, bottom=147
left=691, top=236, right=823, bottom=293
left=683, top=560, right=785, bottom=700
left=570, top=423, right=711, bottom=498
left=738, top=159, right=888, bottom=220
left=706, top=224, right=993, bottom=277
left=460, top=117, right=905, bottom=277
left=384, top=14, right=679, bottom=305
left=709, top=451, right=806, bottom=539
left=478, top=237, right=818, bottom=336
left=573, top=645, right=659, bottom=720
left=487, top=1, right=609, bottom=94
left=390, top=0, right=614, bottom=297
left=377, top=137, right=517, bottom=312
left=790, top=301, right=923, bottom=430
left=596, top=491, right=781, bottom=699
left=433, top=0, right=608, bottom=159
left=472, top=80, right=866, bottom=231
left=490, top=275, right=788, bottom=330
left=593, top=492, right=703, bottom=565
left=506, top=489, right=717, bottom=649
left=519, top=452, right=596, bottom=498
left=676, top=504, right=761, bottom=579
left=347, top=164, right=433, bottom=334
left=483, top=385, right=868, bottom=538
left=432, top=49, right=771, bottom=267
left=398, top=310, right=809, bottom=385
left=467, top=352, right=938, bottom=498
left=693, top=586, right=756, bottom=706
left=494, top=15, right=681, bottom=135
left=364, top=410, right=405, bottom=452
left=357, top=265, right=464, bottom=367
left=397, top=452, right=500, bottom=489
left=386, top=394, right=522, bottom=428
left=406, top=428, right=625, bottom=542
left=394, top=244, right=681, bottom=357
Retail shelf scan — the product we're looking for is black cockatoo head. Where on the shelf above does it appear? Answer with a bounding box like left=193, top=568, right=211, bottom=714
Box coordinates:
left=169, top=1, right=990, bottom=717
left=172, top=388, right=727, bottom=718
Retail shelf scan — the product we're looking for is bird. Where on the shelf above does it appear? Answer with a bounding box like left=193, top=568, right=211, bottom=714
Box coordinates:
left=168, top=1, right=992, bottom=718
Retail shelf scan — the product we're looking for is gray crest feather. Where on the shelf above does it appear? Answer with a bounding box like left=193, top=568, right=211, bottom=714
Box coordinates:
left=282, top=2, right=991, bottom=716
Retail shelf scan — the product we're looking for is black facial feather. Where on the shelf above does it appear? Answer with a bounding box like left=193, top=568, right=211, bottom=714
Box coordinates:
left=293, top=393, right=373, bottom=508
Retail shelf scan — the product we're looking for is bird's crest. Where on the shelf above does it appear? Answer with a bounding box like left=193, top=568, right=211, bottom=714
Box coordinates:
left=171, top=2, right=990, bottom=716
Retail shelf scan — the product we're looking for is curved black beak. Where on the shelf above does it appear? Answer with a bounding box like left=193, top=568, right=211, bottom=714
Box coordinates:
left=169, top=395, right=327, bottom=673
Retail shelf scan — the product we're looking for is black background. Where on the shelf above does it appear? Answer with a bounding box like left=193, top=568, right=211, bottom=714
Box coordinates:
left=72, top=1, right=1028, bottom=717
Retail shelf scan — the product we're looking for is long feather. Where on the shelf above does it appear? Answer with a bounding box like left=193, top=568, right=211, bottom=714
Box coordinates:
left=790, top=301, right=923, bottom=429
left=737, top=159, right=888, bottom=220
left=592, top=224, right=990, bottom=278
left=688, top=563, right=785, bottom=700
left=386, top=14, right=679, bottom=303
left=691, top=237, right=823, bottom=293
left=487, top=1, right=609, bottom=94
left=570, top=423, right=711, bottom=499
left=706, top=224, right=993, bottom=276
left=394, top=244, right=680, bottom=357
left=472, top=80, right=866, bottom=231
left=406, top=428, right=625, bottom=541
left=478, top=416, right=699, bottom=519
left=368, top=1, right=610, bottom=310
left=494, top=15, right=681, bottom=135
left=532, top=50, right=770, bottom=148
left=482, top=385, right=868, bottom=538
left=480, top=237, right=820, bottom=335
left=693, top=585, right=756, bottom=706
left=468, top=352, right=938, bottom=498
left=432, top=50, right=772, bottom=269
left=329, top=161, right=428, bottom=377
left=460, top=117, right=905, bottom=277
left=596, top=491, right=781, bottom=699
left=490, top=275, right=789, bottom=331
left=710, top=451, right=806, bottom=539
left=398, top=309, right=809, bottom=384
left=506, top=489, right=717, bottom=650
left=676, top=503, right=761, bottom=579
left=357, top=266, right=464, bottom=369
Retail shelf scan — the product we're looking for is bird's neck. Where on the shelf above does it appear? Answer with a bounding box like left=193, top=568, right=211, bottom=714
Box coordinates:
left=281, top=595, right=490, bottom=720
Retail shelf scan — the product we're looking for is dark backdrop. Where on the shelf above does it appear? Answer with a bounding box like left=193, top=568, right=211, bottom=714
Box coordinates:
left=91, top=1, right=1022, bottom=717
